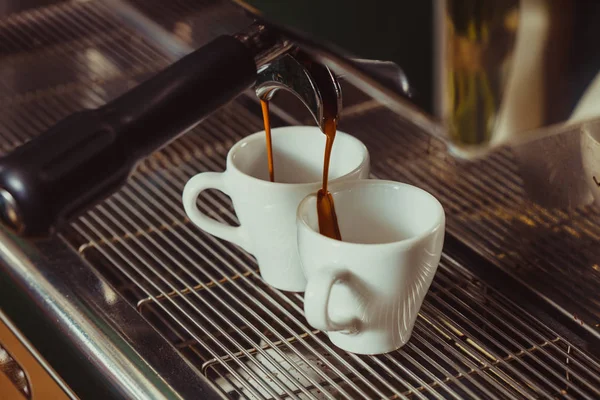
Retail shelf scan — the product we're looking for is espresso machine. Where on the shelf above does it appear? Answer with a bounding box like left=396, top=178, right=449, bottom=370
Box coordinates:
left=2, top=1, right=600, bottom=399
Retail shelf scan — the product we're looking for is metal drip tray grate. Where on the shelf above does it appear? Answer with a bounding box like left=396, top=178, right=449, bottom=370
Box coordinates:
left=1, top=0, right=600, bottom=399
left=64, top=104, right=600, bottom=399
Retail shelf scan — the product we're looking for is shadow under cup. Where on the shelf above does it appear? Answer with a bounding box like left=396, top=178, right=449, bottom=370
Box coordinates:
left=231, top=127, right=368, bottom=183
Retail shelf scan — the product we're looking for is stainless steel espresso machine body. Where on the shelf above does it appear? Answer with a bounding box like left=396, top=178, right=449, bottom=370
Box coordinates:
left=2, top=1, right=600, bottom=399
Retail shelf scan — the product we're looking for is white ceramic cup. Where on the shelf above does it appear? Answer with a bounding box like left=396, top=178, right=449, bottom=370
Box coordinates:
left=182, top=126, right=370, bottom=292
left=297, top=179, right=445, bottom=354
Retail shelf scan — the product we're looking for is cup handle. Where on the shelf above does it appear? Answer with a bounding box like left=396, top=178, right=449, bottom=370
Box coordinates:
left=304, top=267, right=358, bottom=332
left=182, top=172, right=251, bottom=253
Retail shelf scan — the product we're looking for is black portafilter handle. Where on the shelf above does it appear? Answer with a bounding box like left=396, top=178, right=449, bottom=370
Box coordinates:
left=0, top=33, right=269, bottom=238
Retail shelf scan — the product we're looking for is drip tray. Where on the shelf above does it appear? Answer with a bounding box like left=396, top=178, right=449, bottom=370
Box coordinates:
left=65, top=103, right=600, bottom=398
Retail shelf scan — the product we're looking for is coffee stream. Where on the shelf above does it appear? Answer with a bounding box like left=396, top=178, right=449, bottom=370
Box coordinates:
left=316, top=115, right=342, bottom=240
left=260, top=101, right=342, bottom=240
left=260, top=99, right=275, bottom=182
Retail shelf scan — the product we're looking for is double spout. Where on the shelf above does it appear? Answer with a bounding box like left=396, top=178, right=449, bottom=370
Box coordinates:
left=255, top=51, right=342, bottom=132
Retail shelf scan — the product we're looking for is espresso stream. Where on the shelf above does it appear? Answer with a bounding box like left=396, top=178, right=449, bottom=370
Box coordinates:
left=260, top=100, right=275, bottom=182
left=316, top=117, right=342, bottom=240
left=260, top=101, right=342, bottom=240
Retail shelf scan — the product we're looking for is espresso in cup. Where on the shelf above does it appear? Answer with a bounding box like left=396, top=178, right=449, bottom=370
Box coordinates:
left=182, top=126, right=370, bottom=292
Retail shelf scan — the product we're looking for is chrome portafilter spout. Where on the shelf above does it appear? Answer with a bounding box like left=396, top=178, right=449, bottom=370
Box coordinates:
left=255, top=50, right=343, bottom=130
